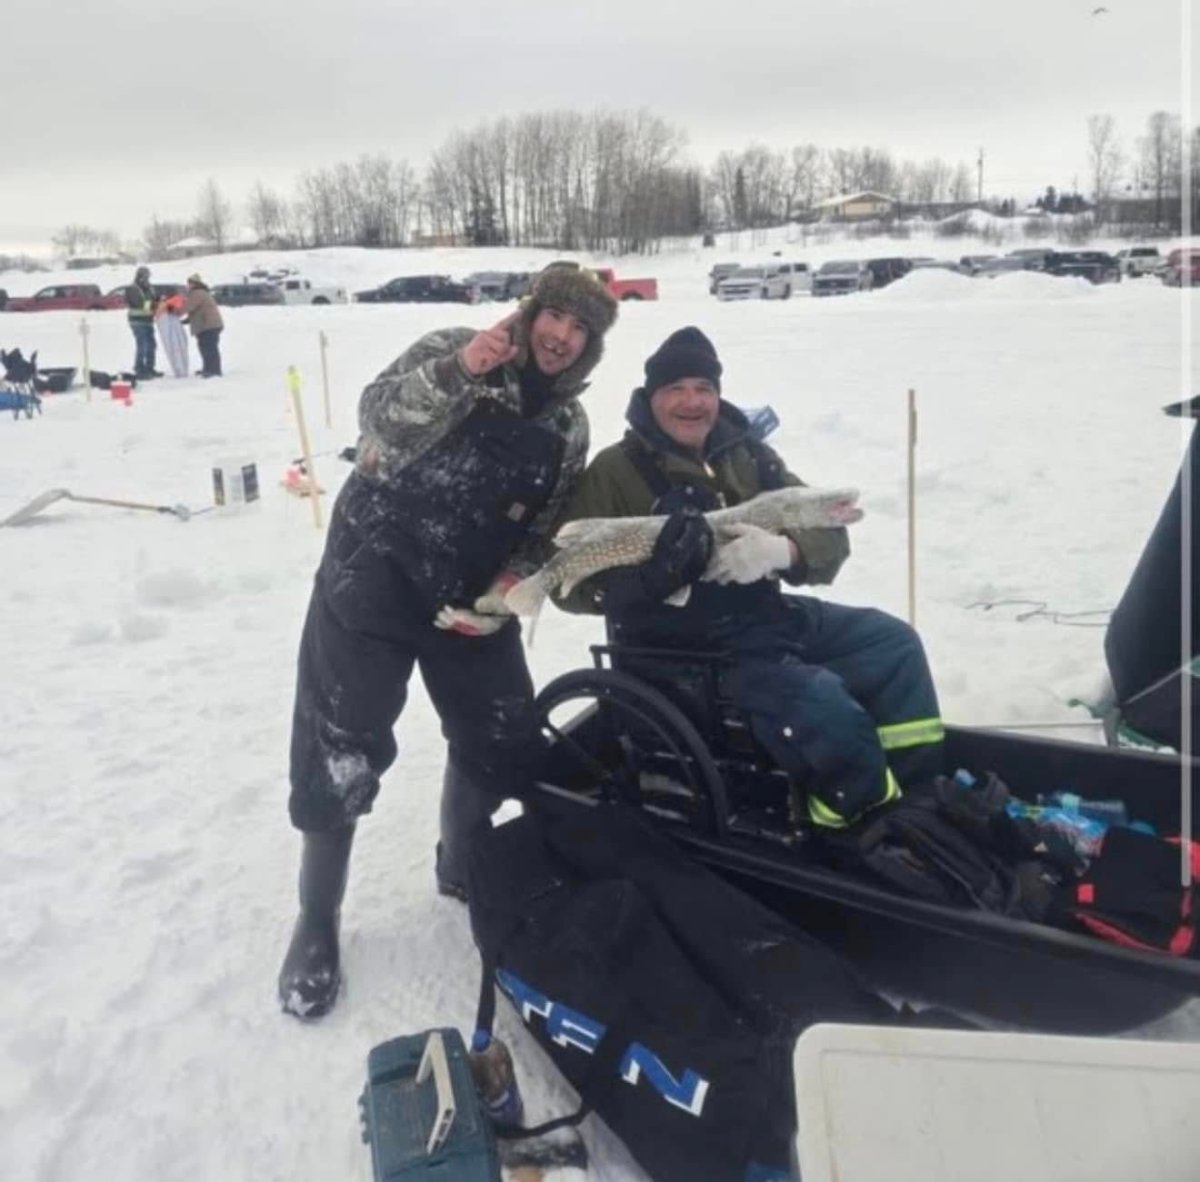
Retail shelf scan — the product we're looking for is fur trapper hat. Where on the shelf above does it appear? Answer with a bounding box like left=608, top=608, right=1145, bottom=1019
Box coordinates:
left=515, top=262, right=619, bottom=391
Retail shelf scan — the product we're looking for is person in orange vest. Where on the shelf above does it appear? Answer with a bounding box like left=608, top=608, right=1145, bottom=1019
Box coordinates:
left=154, top=292, right=190, bottom=378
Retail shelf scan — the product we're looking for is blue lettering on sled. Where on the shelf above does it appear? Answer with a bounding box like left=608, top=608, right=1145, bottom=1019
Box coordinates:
left=495, top=967, right=710, bottom=1117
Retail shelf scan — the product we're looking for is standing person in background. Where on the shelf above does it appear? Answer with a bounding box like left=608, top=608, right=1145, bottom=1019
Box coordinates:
left=155, top=292, right=190, bottom=378
left=126, top=266, right=161, bottom=379
left=184, top=275, right=224, bottom=378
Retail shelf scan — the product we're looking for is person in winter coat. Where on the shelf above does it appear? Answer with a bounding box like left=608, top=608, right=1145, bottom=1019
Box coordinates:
left=184, top=274, right=224, bottom=377
left=125, top=265, right=161, bottom=379
left=154, top=292, right=190, bottom=378
left=278, top=263, right=619, bottom=1018
left=555, top=326, right=944, bottom=830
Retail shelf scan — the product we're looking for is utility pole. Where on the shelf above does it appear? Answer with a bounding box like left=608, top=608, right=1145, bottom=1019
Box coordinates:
left=976, top=147, right=985, bottom=205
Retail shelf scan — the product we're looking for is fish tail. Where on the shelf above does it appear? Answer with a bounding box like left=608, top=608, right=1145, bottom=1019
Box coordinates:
left=504, top=573, right=550, bottom=618
left=522, top=607, right=541, bottom=649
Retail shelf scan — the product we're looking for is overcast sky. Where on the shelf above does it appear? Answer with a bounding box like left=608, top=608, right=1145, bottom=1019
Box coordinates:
left=1, top=0, right=1190, bottom=254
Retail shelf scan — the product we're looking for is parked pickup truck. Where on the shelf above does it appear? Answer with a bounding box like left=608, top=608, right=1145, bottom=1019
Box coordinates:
left=592, top=267, right=658, bottom=301
left=716, top=263, right=811, bottom=301
left=1162, top=248, right=1200, bottom=287
left=273, top=277, right=349, bottom=305
left=1044, top=251, right=1122, bottom=285
left=1114, top=246, right=1166, bottom=278
left=212, top=282, right=286, bottom=307
left=1, top=284, right=126, bottom=312
left=463, top=271, right=534, bottom=302
left=354, top=275, right=478, bottom=304
left=811, top=260, right=873, bottom=296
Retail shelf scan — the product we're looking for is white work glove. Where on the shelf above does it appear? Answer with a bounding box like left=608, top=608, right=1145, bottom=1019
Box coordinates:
left=434, top=573, right=521, bottom=637
left=471, top=571, right=520, bottom=616
left=434, top=606, right=509, bottom=637
left=702, top=523, right=794, bottom=585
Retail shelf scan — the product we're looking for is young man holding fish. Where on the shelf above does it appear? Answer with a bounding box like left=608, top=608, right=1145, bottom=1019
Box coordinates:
left=278, top=264, right=618, bottom=1018
left=550, top=326, right=944, bottom=830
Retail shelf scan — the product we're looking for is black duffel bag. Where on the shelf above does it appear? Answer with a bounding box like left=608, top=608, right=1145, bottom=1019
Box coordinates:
left=466, top=803, right=900, bottom=1182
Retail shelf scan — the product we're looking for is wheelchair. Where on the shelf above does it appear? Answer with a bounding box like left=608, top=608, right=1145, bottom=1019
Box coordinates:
left=535, top=641, right=809, bottom=847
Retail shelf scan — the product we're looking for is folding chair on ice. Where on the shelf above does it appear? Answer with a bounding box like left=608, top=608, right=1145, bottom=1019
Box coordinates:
left=0, top=348, right=43, bottom=419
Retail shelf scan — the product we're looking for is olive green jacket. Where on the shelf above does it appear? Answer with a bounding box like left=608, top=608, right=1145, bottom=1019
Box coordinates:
left=556, top=395, right=850, bottom=614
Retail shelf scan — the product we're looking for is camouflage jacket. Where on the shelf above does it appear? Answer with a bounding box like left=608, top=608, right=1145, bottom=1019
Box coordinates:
left=355, top=326, right=591, bottom=576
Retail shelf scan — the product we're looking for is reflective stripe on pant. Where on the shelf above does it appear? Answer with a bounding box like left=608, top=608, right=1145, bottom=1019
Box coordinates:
left=793, top=600, right=944, bottom=790
left=727, top=598, right=943, bottom=825
left=809, top=767, right=900, bottom=828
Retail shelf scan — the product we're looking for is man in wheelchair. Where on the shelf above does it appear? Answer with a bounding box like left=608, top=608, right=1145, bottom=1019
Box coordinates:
left=553, top=326, right=944, bottom=829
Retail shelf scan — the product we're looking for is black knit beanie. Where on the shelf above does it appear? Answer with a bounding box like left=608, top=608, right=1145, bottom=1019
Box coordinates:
left=643, top=326, right=722, bottom=394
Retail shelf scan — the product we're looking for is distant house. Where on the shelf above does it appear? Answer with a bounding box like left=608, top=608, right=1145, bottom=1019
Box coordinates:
left=162, top=228, right=259, bottom=259
left=811, top=191, right=898, bottom=221
left=163, top=235, right=218, bottom=260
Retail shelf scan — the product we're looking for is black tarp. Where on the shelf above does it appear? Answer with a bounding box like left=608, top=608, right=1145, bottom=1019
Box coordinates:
left=1104, top=398, right=1200, bottom=750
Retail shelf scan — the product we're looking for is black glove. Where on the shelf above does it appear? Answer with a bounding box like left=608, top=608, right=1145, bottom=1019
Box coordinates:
left=643, top=508, right=714, bottom=597
left=596, top=509, right=714, bottom=614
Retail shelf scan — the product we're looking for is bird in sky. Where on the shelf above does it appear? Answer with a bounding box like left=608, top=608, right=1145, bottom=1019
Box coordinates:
left=1092, top=5, right=1109, bottom=13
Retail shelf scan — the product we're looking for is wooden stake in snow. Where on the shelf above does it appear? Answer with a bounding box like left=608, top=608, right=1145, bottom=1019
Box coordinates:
left=288, top=366, right=323, bottom=529
left=319, top=330, right=332, bottom=429
left=907, top=388, right=917, bottom=628
left=80, top=317, right=92, bottom=403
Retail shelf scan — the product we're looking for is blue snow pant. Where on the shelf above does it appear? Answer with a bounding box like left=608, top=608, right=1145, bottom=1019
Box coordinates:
left=130, top=321, right=156, bottom=376
left=726, top=598, right=943, bottom=824
left=616, top=589, right=943, bottom=826
left=288, top=560, right=540, bottom=876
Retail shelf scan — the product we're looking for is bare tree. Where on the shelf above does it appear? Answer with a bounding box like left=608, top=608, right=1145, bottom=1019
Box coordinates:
left=948, top=162, right=974, bottom=204
left=786, top=144, right=822, bottom=216
left=52, top=225, right=122, bottom=258
left=1191, top=125, right=1200, bottom=235
left=854, top=147, right=898, bottom=196
left=1138, top=111, right=1182, bottom=228
left=141, top=216, right=195, bottom=260
left=710, top=151, right=742, bottom=229
left=247, top=182, right=287, bottom=245
left=51, top=225, right=90, bottom=257
left=1087, top=114, right=1124, bottom=223
left=195, top=178, right=234, bottom=250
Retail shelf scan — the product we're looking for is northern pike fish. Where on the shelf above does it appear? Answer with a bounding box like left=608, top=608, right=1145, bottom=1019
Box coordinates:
left=504, top=486, right=862, bottom=618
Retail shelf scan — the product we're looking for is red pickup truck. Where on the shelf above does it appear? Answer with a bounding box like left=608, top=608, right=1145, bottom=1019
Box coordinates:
left=1, top=284, right=127, bottom=312
left=1162, top=248, right=1200, bottom=287
left=592, top=267, right=658, bottom=301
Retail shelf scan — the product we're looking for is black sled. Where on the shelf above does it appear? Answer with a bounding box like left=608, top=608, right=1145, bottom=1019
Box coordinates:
left=532, top=646, right=1200, bottom=1035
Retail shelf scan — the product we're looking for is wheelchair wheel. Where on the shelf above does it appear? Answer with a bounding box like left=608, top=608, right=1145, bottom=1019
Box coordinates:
left=536, top=667, right=729, bottom=836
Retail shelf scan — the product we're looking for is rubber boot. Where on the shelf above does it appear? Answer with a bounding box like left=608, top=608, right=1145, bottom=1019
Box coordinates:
left=437, top=756, right=500, bottom=903
left=277, top=826, right=354, bottom=1019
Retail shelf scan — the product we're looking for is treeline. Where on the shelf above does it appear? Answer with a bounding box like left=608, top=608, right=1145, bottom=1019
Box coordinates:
left=50, top=107, right=1199, bottom=262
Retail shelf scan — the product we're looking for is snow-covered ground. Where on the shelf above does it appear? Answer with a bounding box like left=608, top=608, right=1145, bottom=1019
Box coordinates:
left=1, top=235, right=1198, bottom=1181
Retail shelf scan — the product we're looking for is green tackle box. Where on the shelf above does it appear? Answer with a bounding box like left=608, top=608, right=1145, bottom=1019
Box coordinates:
left=359, top=1028, right=500, bottom=1182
